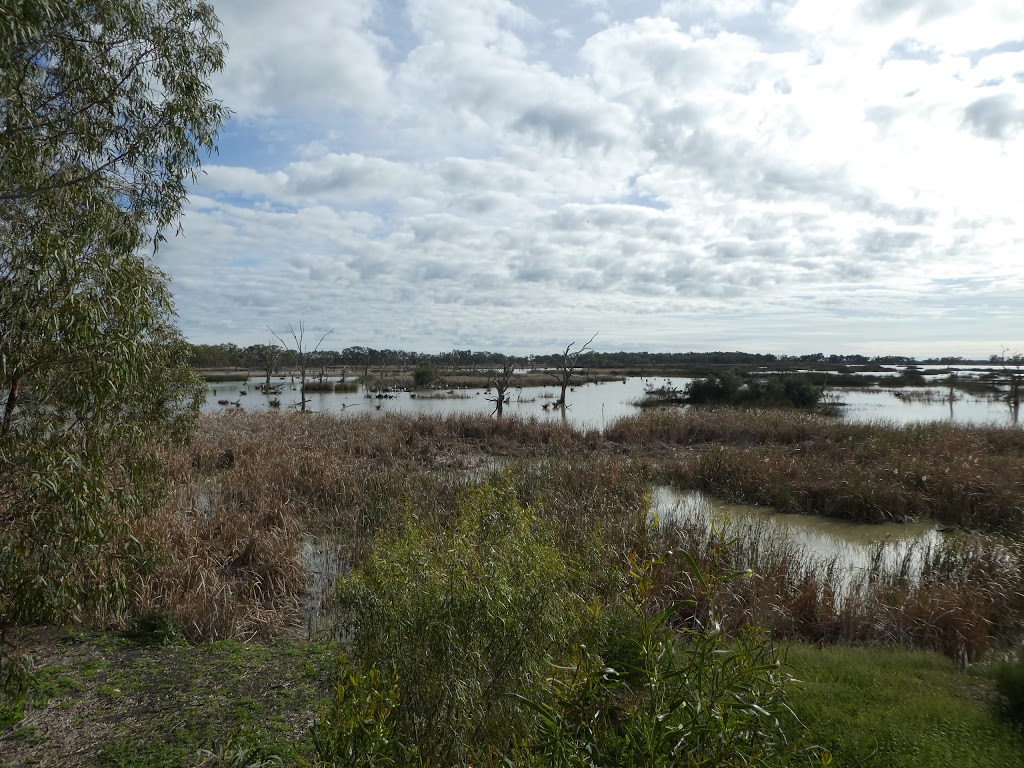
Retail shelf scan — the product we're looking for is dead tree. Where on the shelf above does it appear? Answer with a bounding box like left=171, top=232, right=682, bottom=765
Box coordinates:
left=486, top=358, right=518, bottom=418
left=999, top=348, right=1022, bottom=423
left=546, top=333, right=597, bottom=408
left=269, top=322, right=333, bottom=413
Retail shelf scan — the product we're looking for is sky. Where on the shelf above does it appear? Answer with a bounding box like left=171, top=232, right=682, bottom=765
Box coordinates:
left=158, top=0, right=1024, bottom=358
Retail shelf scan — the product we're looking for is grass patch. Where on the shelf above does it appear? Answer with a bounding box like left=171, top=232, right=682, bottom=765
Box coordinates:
left=0, top=630, right=332, bottom=767
left=785, top=643, right=1024, bottom=767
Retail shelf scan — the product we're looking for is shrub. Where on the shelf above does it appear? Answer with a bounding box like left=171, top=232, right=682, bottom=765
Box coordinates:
left=312, top=659, right=413, bottom=767
left=684, top=373, right=821, bottom=408
left=329, top=478, right=591, bottom=765
left=319, top=478, right=810, bottom=766
left=994, top=659, right=1024, bottom=726
left=685, top=371, right=742, bottom=404
left=412, top=364, right=441, bottom=388
left=512, top=548, right=804, bottom=767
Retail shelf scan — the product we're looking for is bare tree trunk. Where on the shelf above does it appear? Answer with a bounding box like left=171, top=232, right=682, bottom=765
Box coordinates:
left=270, top=323, right=333, bottom=414
left=487, top=359, right=517, bottom=418
left=546, top=334, right=597, bottom=409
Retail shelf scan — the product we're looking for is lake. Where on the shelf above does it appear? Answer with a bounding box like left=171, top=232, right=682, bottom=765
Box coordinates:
left=203, top=376, right=1020, bottom=428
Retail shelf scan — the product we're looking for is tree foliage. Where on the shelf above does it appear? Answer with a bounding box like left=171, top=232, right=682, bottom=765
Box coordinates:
left=1, top=0, right=227, bottom=642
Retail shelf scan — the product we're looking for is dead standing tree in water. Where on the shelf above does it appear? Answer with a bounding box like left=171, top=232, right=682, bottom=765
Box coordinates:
left=486, top=358, right=518, bottom=418
left=546, top=334, right=597, bottom=409
left=270, top=323, right=333, bottom=412
left=998, top=348, right=1022, bottom=424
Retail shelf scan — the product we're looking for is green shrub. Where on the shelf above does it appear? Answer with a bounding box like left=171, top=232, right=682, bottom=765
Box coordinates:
left=685, top=373, right=821, bottom=409
left=318, top=478, right=810, bottom=766
left=513, top=549, right=806, bottom=768
left=329, top=478, right=591, bottom=765
left=995, top=659, right=1024, bottom=726
left=312, top=658, right=414, bottom=767
left=412, top=365, right=440, bottom=388
left=685, top=371, right=742, bottom=404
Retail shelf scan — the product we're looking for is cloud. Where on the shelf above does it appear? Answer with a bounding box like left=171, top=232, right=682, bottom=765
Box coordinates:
left=962, top=93, right=1024, bottom=139
left=210, top=0, right=392, bottom=117
left=162, top=1, right=1024, bottom=355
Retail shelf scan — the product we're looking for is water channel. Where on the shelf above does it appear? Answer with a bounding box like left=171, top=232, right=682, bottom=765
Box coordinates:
left=652, top=487, right=946, bottom=583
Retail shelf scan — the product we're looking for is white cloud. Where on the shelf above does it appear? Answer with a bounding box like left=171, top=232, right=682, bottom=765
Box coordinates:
left=210, top=0, right=392, bottom=117
left=167, top=0, right=1024, bottom=355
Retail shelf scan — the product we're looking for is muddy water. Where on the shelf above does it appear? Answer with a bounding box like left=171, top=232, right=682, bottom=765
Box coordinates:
left=651, top=486, right=946, bottom=582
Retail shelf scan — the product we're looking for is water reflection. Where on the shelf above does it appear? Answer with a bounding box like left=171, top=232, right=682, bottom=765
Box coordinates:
left=836, top=388, right=1018, bottom=427
left=203, top=376, right=687, bottom=430
left=203, top=376, right=1022, bottom=428
left=651, top=486, right=945, bottom=583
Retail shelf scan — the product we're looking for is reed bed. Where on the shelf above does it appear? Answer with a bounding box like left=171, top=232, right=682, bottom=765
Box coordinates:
left=609, top=409, right=1024, bottom=532
left=130, top=477, right=306, bottom=641
left=134, top=409, right=1024, bottom=660
left=648, top=508, right=1024, bottom=663
left=137, top=412, right=600, bottom=640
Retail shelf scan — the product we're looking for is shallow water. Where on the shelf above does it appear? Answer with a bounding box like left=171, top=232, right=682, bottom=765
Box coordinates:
left=202, top=376, right=1020, bottom=428
left=202, top=376, right=689, bottom=430
left=835, top=387, right=1018, bottom=427
left=652, top=487, right=947, bottom=582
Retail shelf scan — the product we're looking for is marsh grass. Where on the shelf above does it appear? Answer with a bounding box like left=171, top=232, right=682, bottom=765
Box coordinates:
left=9, top=408, right=1024, bottom=763
left=610, top=409, right=1024, bottom=532
left=135, top=413, right=596, bottom=641
left=130, top=477, right=306, bottom=641
left=647, top=507, right=1024, bottom=663
left=127, top=409, right=1024, bottom=663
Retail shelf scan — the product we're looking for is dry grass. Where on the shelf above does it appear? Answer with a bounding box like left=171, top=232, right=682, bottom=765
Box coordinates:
left=118, top=408, right=1024, bottom=660
left=609, top=409, right=1024, bottom=532
left=129, top=412, right=598, bottom=641
left=645, top=509, right=1024, bottom=663
left=130, top=477, right=306, bottom=641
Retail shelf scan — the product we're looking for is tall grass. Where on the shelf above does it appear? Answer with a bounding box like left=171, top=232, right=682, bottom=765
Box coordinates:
left=131, top=409, right=1024, bottom=662
left=647, top=505, right=1024, bottom=663
left=609, top=409, right=1024, bottom=532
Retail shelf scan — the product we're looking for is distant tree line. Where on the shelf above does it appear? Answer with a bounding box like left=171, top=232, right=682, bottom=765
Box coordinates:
left=188, top=343, right=988, bottom=372
left=188, top=344, right=512, bottom=372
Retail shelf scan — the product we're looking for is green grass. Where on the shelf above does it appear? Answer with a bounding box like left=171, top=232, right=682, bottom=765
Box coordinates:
left=785, top=643, right=1024, bottom=767
left=0, top=630, right=333, bottom=768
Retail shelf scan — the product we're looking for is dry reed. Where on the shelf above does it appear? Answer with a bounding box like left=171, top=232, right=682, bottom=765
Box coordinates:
left=127, top=409, right=1024, bottom=659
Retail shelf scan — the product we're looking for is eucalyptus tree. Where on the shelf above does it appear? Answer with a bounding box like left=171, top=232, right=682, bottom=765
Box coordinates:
left=248, top=343, right=282, bottom=388
left=1, top=0, right=227, bottom=662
